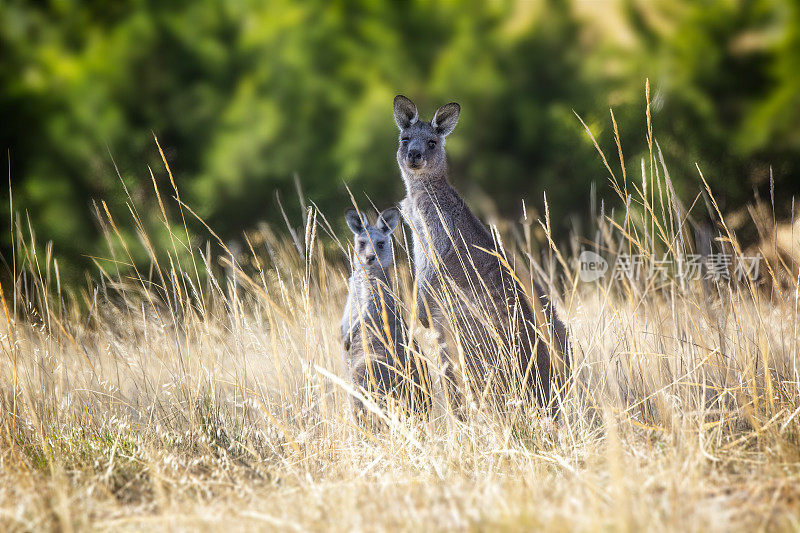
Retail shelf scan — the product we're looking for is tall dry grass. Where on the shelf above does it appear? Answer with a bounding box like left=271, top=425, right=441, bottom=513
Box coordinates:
left=1, top=108, right=799, bottom=531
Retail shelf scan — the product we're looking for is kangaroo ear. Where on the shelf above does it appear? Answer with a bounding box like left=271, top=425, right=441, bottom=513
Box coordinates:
left=393, top=95, right=418, bottom=130
left=376, top=207, right=401, bottom=235
left=345, top=209, right=367, bottom=234
left=432, top=102, right=460, bottom=136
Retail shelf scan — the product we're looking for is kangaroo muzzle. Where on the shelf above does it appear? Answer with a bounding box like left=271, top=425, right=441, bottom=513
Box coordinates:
left=406, top=150, right=423, bottom=169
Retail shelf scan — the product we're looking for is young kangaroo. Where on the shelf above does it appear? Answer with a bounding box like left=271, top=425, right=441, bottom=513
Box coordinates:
left=393, top=95, right=569, bottom=414
left=341, top=207, right=431, bottom=421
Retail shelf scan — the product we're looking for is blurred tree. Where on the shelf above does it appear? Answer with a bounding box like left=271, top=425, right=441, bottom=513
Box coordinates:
left=0, top=0, right=797, bottom=285
left=620, top=0, right=798, bottom=213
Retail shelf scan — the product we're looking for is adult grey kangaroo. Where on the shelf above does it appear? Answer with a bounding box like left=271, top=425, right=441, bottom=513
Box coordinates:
left=340, top=207, right=432, bottom=422
left=393, top=95, right=569, bottom=415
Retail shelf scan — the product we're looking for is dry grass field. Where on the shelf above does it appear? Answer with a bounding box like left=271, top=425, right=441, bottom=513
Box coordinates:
left=1, top=129, right=799, bottom=532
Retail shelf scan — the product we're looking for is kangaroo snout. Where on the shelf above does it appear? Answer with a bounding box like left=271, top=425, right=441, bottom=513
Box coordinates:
left=406, top=150, right=423, bottom=169
left=365, top=254, right=376, bottom=265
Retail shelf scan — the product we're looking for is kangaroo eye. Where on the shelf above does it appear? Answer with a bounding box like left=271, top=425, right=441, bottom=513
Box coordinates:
left=401, top=137, right=410, bottom=144
left=428, top=140, right=436, bottom=149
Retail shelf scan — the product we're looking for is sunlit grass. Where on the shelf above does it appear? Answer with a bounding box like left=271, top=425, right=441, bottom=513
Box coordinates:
left=1, top=116, right=799, bottom=531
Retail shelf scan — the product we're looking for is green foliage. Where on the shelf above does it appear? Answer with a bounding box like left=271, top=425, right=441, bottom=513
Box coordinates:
left=1, top=0, right=798, bottom=283
left=617, top=0, right=799, bottom=211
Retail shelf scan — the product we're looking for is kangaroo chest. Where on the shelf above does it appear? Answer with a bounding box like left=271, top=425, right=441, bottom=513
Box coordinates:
left=344, top=279, right=403, bottom=353
left=402, top=191, right=458, bottom=282
left=403, top=184, right=515, bottom=321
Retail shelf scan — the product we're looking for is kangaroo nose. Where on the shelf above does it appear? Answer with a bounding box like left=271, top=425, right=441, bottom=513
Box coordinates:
left=408, top=150, right=422, bottom=164
left=366, top=255, right=376, bottom=264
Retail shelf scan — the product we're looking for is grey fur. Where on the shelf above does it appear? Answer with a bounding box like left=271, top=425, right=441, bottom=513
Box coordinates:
left=340, top=207, right=431, bottom=420
left=394, top=95, right=569, bottom=414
